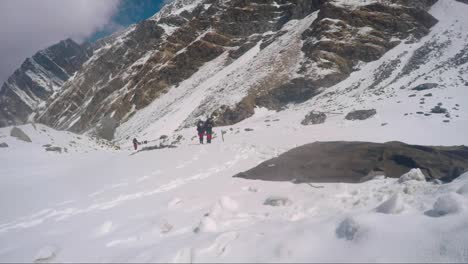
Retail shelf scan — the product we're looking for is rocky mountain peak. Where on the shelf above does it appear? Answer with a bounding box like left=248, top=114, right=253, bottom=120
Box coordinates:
left=0, top=38, right=92, bottom=127
left=2, top=0, right=444, bottom=140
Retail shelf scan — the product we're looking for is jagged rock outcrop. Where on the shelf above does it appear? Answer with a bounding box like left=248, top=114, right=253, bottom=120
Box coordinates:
left=0, top=39, right=92, bottom=127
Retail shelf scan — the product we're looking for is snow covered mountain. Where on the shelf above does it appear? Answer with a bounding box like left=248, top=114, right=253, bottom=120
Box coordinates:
left=0, top=39, right=93, bottom=127
left=10, top=0, right=441, bottom=140
left=1, top=1, right=468, bottom=262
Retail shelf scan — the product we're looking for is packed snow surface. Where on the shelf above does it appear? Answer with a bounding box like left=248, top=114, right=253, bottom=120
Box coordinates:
left=2, top=105, right=468, bottom=262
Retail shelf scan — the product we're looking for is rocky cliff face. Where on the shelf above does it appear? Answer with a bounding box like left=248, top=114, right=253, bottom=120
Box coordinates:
left=0, top=39, right=92, bottom=127
left=5, top=0, right=441, bottom=139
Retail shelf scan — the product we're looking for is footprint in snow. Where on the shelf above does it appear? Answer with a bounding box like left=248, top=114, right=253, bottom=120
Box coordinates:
left=168, top=198, right=183, bottom=209
left=197, top=231, right=239, bottom=257
left=33, top=245, right=59, bottom=263
left=95, top=221, right=114, bottom=237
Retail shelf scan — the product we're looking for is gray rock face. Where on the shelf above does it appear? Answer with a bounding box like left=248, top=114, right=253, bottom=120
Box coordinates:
left=10, top=127, right=32, bottom=142
left=0, top=142, right=8, bottom=148
left=412, top=83, right=438, bottom=91
left=301, top=111, right=327, bottom=125
left=0, top=39, right=92, bottom=127
left=235, top=141, right=468, bottom=183
left=264, top=196, right=292, bottom=207
left=431, top=105, right=448, bottom=114
left=45, top=146, right=62, bottom=153
left=345, top=109, right=377, bottom=121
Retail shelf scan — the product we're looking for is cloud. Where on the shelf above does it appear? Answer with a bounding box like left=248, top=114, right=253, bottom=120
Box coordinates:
left=0, top=0, right=121, bottom=85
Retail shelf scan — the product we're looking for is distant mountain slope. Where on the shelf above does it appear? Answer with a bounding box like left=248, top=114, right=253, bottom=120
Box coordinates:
left=0, top=39, right=92, bottom=127
left=34, top=0, right=440, bottom=141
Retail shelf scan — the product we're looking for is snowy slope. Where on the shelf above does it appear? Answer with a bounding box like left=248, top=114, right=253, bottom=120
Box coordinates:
left=1, top=115, right=468, bottom=262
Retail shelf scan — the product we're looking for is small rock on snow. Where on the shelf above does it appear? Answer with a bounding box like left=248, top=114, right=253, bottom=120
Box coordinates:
left=264, top=196, right=292, bottom=207
left=336, top=217, right=360, bottom=241
left=0, top=142, right=8, bottom=148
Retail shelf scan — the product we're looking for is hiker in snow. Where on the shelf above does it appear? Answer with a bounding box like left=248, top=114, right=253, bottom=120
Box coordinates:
left=204, top=117, right=215, bottom=144
left=196, top=120, right=206, bottom=144
left=133, top=138, right=140, bottom=150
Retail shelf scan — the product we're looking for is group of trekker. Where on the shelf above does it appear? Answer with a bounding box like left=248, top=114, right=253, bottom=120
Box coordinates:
left=196, top=117, right=215, bottom=144
left=132, top=117, right=215, bottom=150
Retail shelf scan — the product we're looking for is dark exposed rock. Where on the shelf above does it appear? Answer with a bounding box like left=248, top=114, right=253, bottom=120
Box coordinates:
left=255, top=78, right=322, bottom=110
left=431, top=105, right=448, bottom=114
left=413, top=83, right=438, bottom=91
left=212, top=96, right=256, bottom=126
left=455, top=0, right=468, bottom=4
left=301, top=111, right=327, bottom=125
left=244, top=128, right=254, bottom=132
left=345, top=109, right=377, bottom=120
left=234, top=141, right=468, bottom=183
left=229, top=41, right=257, bottom=59
left=409, top=94, right=417, bottom=97
left=10, top=127, right=32, bottom=142
left=264, top=196, right=292, bottom=207
left=45, top=146, right=62, bottom=153
left=424, top=93, right=433, bottom=97
left=0, top=143, right=8, bottom=148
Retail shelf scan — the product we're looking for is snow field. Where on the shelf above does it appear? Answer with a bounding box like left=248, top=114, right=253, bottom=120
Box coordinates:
left=1, top=121, right=468, bottom=262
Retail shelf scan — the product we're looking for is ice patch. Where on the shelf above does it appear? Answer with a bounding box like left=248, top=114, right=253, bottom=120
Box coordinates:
left=398, top=169, right=426, bottom=183
left=374, top=193, right=405, bottom=214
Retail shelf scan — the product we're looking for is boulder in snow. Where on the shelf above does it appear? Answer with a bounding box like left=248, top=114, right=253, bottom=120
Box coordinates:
left=431, top=105, right=448, bottom=114
left=264, top=196, right=292, bottom=207
left=0, top=142, right=8, bottom=148
left=235, top=141, right=468, bottom=183
left=375, top=193, right=405, bottom=214
left=10, top=127, right=32, bottom=142
left=301, top=111, right=327, bottom=125
left=336, top=217, right=360, bottom=241
left=426, top=193, right=465, bottom=217
left=412, top=83, right=438, bottom=91
left=345, top=109, right=376, bottom=121
left=398, top=168, right=426, bottom=183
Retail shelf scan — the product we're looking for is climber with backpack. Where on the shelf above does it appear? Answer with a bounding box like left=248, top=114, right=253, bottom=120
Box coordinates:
left=204, top=117, right=215, bottom=144
left=196, top=119, right=206, bottom=144
left=132, top=138, right=140, bottom=150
